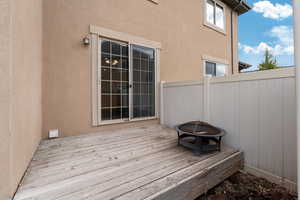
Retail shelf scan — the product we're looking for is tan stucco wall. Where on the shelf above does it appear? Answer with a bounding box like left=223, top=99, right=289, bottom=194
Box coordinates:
left=0, top=0, right=43, bottom=199
left=42, top=0, right=238, bottom=138
left=0, top=0, right=12, bottom=199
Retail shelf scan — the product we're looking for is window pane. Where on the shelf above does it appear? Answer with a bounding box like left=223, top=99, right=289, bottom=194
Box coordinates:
left=133, top=106, right=140, bottom=118
left=101, top=68, right=110, bottom=80
left=205, top=61, right=216, bottom=76
left=112, top=95, right=121, bottom=107
left=101, top=95, right=111, bottom=108
left=133, top=95, right=140, bottom=106
left=101, top=81, right=111, bottom=93
left=133, top=70, right=140, bottom=82
left=133, top=58, right=140, bottom=70
left=122, top=70, right=129, bottom=82
left=141, top=59, right=148, bottom=71
left=122, top=95, right=129, bottom=107
left=112, top=42, right=121, bottom=55
left=148, top=72, right=153, bottom=82
left=141, top=71, right=148, bottom=83
left=216, top=63, right=227, bottom=76
left=121, top=57, right=128, bottom=69
left=206, top=0, right=215, bottom=25
left=112, top=69, right=121, bottom=81
left=101, top=109, right=111, bottom=121
left=133, top=49, right=140, bottom=58
left=149, top=60, right=155, bottom=72
left=216, top=4, right=224, bottom=29
left=141, top=106, right=149, bottom=117
left=112, top=82, right=121, bottom=94
left=122, top=45, right=128, bottom=57
left=133, top=83, right=140, bottom=94
left=101, top=53, right=110, bottom=67
left=141, top=51, right=149, bottom=60
left=101, top=41, right=110, bottom=53
left=141, top=83, right=148, bottom=94
left=111, top=56, right=121, bottom=68
left=112, top=108, right=121, bottom=119
left=122, top=108, right=129, bottom=118
left=121, top=82, right=129, bottom=94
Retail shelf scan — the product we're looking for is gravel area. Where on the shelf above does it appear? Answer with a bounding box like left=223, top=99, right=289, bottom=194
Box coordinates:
left=196, top=172, right=297, bottom=200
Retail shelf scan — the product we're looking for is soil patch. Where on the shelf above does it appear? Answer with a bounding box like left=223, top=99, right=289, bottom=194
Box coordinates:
left=196, top=172, right=297, bottom=200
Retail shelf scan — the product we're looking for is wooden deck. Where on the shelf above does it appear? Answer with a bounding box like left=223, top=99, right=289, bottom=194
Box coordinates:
left=14, top=125, right=243, bottom=200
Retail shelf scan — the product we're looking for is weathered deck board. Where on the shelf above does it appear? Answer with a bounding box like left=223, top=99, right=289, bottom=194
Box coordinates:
left=14, top=125, right=243, bottom=200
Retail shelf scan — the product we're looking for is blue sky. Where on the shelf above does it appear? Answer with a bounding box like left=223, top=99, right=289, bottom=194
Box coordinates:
left=238, top=0, right=294, bottom=71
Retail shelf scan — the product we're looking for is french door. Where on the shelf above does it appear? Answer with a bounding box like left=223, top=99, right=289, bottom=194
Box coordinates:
left=99, top=39, right=156, bottom=123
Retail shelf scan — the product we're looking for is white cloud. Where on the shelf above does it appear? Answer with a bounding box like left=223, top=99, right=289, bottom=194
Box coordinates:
left=269, top=25, right=293, bottom=45
left=239, top=26, right=294, bottom=56
left=240, top=42, right=293, bottom=56
left=253, top=1, right=293, bottom=20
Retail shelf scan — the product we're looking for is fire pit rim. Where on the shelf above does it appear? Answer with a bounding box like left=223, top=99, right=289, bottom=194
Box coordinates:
left=175, top=121, right=227, bottom=137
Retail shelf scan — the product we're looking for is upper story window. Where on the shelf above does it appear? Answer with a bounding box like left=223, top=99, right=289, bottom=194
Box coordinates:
left=205, top=61, right=228, bottom=77
left=205, top=0, right=225, bottom=31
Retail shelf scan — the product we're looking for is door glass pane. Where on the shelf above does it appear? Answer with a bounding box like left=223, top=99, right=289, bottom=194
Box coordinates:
left=101, top=109, right=111, bottom=121
left=101, top=53, right=110, bottom=67
left=101, top=41, right=110, bottom=54
left=122, top=107, right=129, bottom=118
left=112, top=69, right=121, bottom=81
left=112, top=108, right=121, bottom=119
left=101, top=68, right=110, bottom=80
left=100, top=39, right=129, bottom=121
left=112, top=43, right=121, bottom=55
left=112, top=95, right=121, bottom=107
left=101, top=95, right=111, bottom=108
left=111, top=56, right=121, bottom=68
left=132, top=45, right=155, bottom=119
left=101, top=81, right=111, bottom=93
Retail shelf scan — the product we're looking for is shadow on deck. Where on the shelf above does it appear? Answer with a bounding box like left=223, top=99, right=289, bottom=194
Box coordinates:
left=14, top=125, right=243, bottom=200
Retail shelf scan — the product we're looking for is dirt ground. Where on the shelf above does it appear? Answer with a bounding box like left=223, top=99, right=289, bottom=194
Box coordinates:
left=196, top=172, right=297, bottom=200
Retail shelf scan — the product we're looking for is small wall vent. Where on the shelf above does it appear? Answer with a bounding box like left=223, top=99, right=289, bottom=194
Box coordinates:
left=48, top=129, right=59, bottom=139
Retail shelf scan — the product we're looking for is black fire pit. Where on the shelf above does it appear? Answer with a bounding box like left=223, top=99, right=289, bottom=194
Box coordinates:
left=176, top=121, right=226, bottom=155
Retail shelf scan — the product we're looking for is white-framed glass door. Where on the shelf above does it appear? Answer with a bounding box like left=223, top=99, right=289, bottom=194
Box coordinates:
left=130, top=45, right=156, bottom=119
left=99, top=38, right=156, bottom=123
left=100, top=39, right=130, bottom=122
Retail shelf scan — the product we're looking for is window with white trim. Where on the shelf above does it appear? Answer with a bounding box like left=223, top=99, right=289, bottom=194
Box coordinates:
left=205, top=61, right=228, bottom=77
left=205, top=0, right=225, bottom=30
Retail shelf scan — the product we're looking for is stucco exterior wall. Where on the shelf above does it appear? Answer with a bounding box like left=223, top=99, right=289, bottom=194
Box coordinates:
left=0, top=0, right=12, bottom=199
left=42, top=0, right=238, bottom=138
left=10, top=0, right=43, bottom=196
left=0, top=0, right=43, bottom=199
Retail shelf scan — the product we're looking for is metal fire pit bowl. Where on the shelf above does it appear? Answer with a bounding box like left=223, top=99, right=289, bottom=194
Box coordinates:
left=175, top=121, right=226, bottom=155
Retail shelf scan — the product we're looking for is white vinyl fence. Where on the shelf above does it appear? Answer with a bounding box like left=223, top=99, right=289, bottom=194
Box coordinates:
left=161, top=67, right=297, bottom=191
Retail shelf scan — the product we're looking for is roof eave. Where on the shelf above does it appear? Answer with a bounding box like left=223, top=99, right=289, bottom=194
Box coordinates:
left=222, top=0, right=252, bottom=15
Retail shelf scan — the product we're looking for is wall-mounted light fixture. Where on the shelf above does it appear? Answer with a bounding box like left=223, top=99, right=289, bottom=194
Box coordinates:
left=82, top=36, right=90, bottom=46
